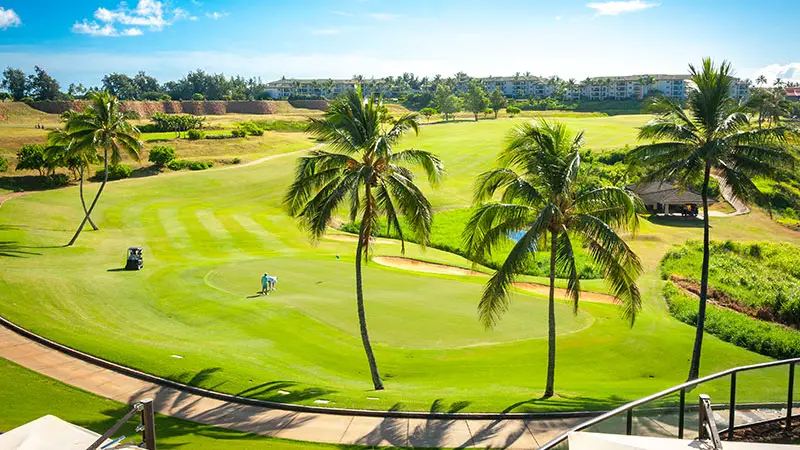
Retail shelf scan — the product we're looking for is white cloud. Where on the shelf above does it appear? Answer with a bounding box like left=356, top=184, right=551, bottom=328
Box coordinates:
left=72, top=19, right=118, bottom=37
left=121, top=27, right=143, bottom=36
left=750, top=63, right=800, bottom=84
left=587, top=1, right=659, bottom=16
left=206, top=11, right=228, bottom=20
left=0, top=7, right=21, bottom=29
left=368, top=13, right=400, bottom=21
left=74, top=0, right=188, bottom=37
left=311, top=28, right=341, bottom=36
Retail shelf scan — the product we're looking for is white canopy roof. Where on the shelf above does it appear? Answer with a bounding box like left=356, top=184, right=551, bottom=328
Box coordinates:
left=0, top=415, right=113, bottom=450
left=568, top=432, right=798, bottom=449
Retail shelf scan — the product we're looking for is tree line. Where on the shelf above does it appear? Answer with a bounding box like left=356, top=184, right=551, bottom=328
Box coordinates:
left=0, top=66, right=272, bottom=101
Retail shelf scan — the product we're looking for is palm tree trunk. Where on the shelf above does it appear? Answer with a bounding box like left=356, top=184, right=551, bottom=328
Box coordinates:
left=355, top=189, right=384, bottom=391
left=688, top=162, right=712, bottom=380
left=68, top=150, right=108, bottom=247
left=544, top=230, right=557, bottom=398
left=79, top=165, right=99, bottom=231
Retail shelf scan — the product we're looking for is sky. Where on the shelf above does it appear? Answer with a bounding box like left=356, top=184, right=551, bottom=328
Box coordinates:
left=0, top=0, right=798, bottom=87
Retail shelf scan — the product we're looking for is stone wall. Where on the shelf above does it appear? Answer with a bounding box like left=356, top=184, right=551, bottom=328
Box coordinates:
left=26, top=100, right=291, bottom=116
left=288, top=99, right=329, bottom=111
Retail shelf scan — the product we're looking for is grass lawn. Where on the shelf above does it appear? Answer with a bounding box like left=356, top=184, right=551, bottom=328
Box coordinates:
left=3, top=119, right=799, bottom=413
left=0, top=357, right=365, bottom=450
left=3, top=105, right=799, bottom=414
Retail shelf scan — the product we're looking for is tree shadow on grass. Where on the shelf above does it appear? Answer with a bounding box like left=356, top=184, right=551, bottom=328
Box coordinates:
left=235, top=380, right=336, bottom=404
left=647, top=214, right=705, bottom=229
left=0, top=240, right=42, bottom=258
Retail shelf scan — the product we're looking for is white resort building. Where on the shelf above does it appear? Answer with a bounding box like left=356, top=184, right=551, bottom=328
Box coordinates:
left=265, top=74, right=750, bottom=102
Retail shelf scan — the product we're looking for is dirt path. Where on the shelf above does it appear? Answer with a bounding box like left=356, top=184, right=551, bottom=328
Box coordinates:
left=0, top=191, right=27, bottom=208
left=373, top=256, right=618, bottom=305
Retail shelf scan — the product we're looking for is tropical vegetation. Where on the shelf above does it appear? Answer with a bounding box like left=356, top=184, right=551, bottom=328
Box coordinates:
left=284, top=87, right=444, bottom=390
left=629, top=58, right=795, bottom=380
left=462, top=120, right=643, bottom=397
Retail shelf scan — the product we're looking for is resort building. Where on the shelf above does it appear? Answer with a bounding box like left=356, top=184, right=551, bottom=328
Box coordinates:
left=265, top=74, right=749, bottom=101
left=632, top=181, right=717, bottom=216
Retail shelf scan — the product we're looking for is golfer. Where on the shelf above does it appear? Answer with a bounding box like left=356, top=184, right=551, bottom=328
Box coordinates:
left=261, top=273, right=270, bottom=295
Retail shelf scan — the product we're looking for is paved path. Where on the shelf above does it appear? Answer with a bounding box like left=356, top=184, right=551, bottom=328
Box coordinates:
left=705, top=174, right=751, bottom=218
left=1, top=318, right=791, bottom=448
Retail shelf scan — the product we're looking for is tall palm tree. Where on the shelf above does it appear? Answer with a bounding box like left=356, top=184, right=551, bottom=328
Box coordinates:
left=463, top=120, right=643, bottom=398
left=45, top=124, right=99, bottom=231
left=629, top=58, right=794, bottom=380
left=756, top=75, right=768, bottom=86
left=284, top=87, right=444, bottom=390
left=64, top=91, right=142, bottom=246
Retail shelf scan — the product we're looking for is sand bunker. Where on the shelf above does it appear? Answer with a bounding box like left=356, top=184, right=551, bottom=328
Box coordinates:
left=373, top=256, right=618, bottom=305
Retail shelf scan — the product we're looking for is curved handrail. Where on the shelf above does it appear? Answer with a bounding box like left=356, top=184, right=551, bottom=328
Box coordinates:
left=539, top=357, right=800, bottom=449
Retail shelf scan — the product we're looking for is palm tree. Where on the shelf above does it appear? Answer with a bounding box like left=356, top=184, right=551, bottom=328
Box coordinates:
left=629, top=58, right=794, bottom=380
left=45, top=123, right=100, bottom=231
left=463, top=120, right=643, bottom=398
left=64, top=91, right=142, bottom=246
left=756, top=75, right=768, bottom=86
left=284, top=87, right=444, bottom=390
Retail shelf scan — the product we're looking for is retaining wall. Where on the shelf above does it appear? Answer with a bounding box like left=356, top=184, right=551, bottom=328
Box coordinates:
left=26, top=100, right=294, bottom=116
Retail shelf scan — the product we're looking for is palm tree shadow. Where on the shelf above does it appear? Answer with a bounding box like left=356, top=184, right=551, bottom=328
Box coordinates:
left=0, top=241, right=43, bottom=258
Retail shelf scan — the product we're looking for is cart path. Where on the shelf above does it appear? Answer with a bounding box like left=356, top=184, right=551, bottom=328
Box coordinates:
left=707, top=174, right=750, bottom=217
left=372, top=256, right=618, bottom=305
left=0, top=191, right=27, bottom=208
left=1, top=322, right=789, bottom=448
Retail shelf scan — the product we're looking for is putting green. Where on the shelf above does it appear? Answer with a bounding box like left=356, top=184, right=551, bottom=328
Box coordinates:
left=2, top=116, right=795, bottom=413
left=204, top=258, right=593, bottom=349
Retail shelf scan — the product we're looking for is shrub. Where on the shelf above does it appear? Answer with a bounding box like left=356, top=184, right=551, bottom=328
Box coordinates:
left=188, top=161, right=213, bottom=171
left=167, top=159, right=189, bottom=171
left=205, top=133, right=238, bottom=140
left=238, top=121, right=264, bottom=136
left=506, top=106, right=521, bottom=116
left=192, top=93, right=205, bottom=101
left=664, top=282, right=800, bottom=359
left=97, top=164, right=133, bottom=180
left=15, top=144, right=48, bottom=176
left=231, top=157, right=241, bottom=165
left=150, top=113, right=205, bottom=132
left=20, top=96, right=34, bottom=103
left=148, top=146, right=176, bottom=166
left=44, top=173, right=70, bottom=188
left=0, top=92, right=11, bottom=101
left=187, top=129, right=206, bottom=140
left=0, top=156, right=9, bottom=172
left=231, top=129, right=247, bottom=138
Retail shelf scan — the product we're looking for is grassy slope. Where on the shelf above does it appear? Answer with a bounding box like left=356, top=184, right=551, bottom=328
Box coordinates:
left=0, top=358, right=362, bottom=450
left=2, top=113, right=799, bottom=413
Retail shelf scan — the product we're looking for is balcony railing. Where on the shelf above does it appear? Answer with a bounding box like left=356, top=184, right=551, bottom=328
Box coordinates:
left=539, top=358, right=799, bottom=449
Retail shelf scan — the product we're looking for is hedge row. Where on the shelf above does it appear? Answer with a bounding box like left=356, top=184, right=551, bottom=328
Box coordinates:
left=664, top=282, right=800, bottom=359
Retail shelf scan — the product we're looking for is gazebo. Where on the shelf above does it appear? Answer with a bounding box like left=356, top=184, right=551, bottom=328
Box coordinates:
left=631, top=181, right=717, bottom=216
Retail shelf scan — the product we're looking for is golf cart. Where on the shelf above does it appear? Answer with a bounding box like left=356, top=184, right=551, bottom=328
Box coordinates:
left=125, top=247, right=143, bottom=270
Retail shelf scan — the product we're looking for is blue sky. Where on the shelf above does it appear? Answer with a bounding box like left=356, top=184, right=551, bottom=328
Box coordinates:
left=0, top=0, right=798, bottom=86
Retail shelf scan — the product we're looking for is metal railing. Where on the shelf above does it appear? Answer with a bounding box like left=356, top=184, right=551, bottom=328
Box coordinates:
left=85, top=398, right=156, bottom=450
left=539, top=358, right=800, bottom=449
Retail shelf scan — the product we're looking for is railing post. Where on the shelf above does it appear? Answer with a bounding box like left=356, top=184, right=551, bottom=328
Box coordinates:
left=788, top=363, right=795, bottom=431
left=678, top=388, right=686, bottom=439
left=141, top=398, right=157, bottom=450
left=728, top=372, right=737, bottom=440
left=626, top=408, right=633, bottom=435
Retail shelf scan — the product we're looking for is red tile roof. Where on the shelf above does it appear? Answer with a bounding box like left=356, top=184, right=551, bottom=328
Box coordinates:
left=787, top=87, right=800, bottom=97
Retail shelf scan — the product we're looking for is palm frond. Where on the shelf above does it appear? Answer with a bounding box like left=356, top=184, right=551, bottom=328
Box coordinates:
left=554, top=229, right=580, bottom=312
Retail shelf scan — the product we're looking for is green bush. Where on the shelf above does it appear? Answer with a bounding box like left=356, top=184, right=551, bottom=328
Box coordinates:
left=506, top=106, right=521, bottom=116
left=150, top=113, right=205, bottom=132
left=188, top=161, right=213, bottom=171
left=20, top=96, right=34, bottom=103
left=148, top=146, right=176, bottom=166
left=664, top=282, right=800, bottom=359
left=15, top=144, right=49, bottom=176
left=96, top=164, right=133, bottom=180
left=0, top=92, right=11, bottom=101
left=0, top=155, right=9, bottom=172
left=192, top=93, right=205, bottom=101
left=187, top=129, right=206, bottom=140
left=44, top=173, right=70, bottom=188
left=238, top=122, right=264, bottom=136
left=231, top=129, right=247, bottom=138
left=167, top=159, right=189, bottom=171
